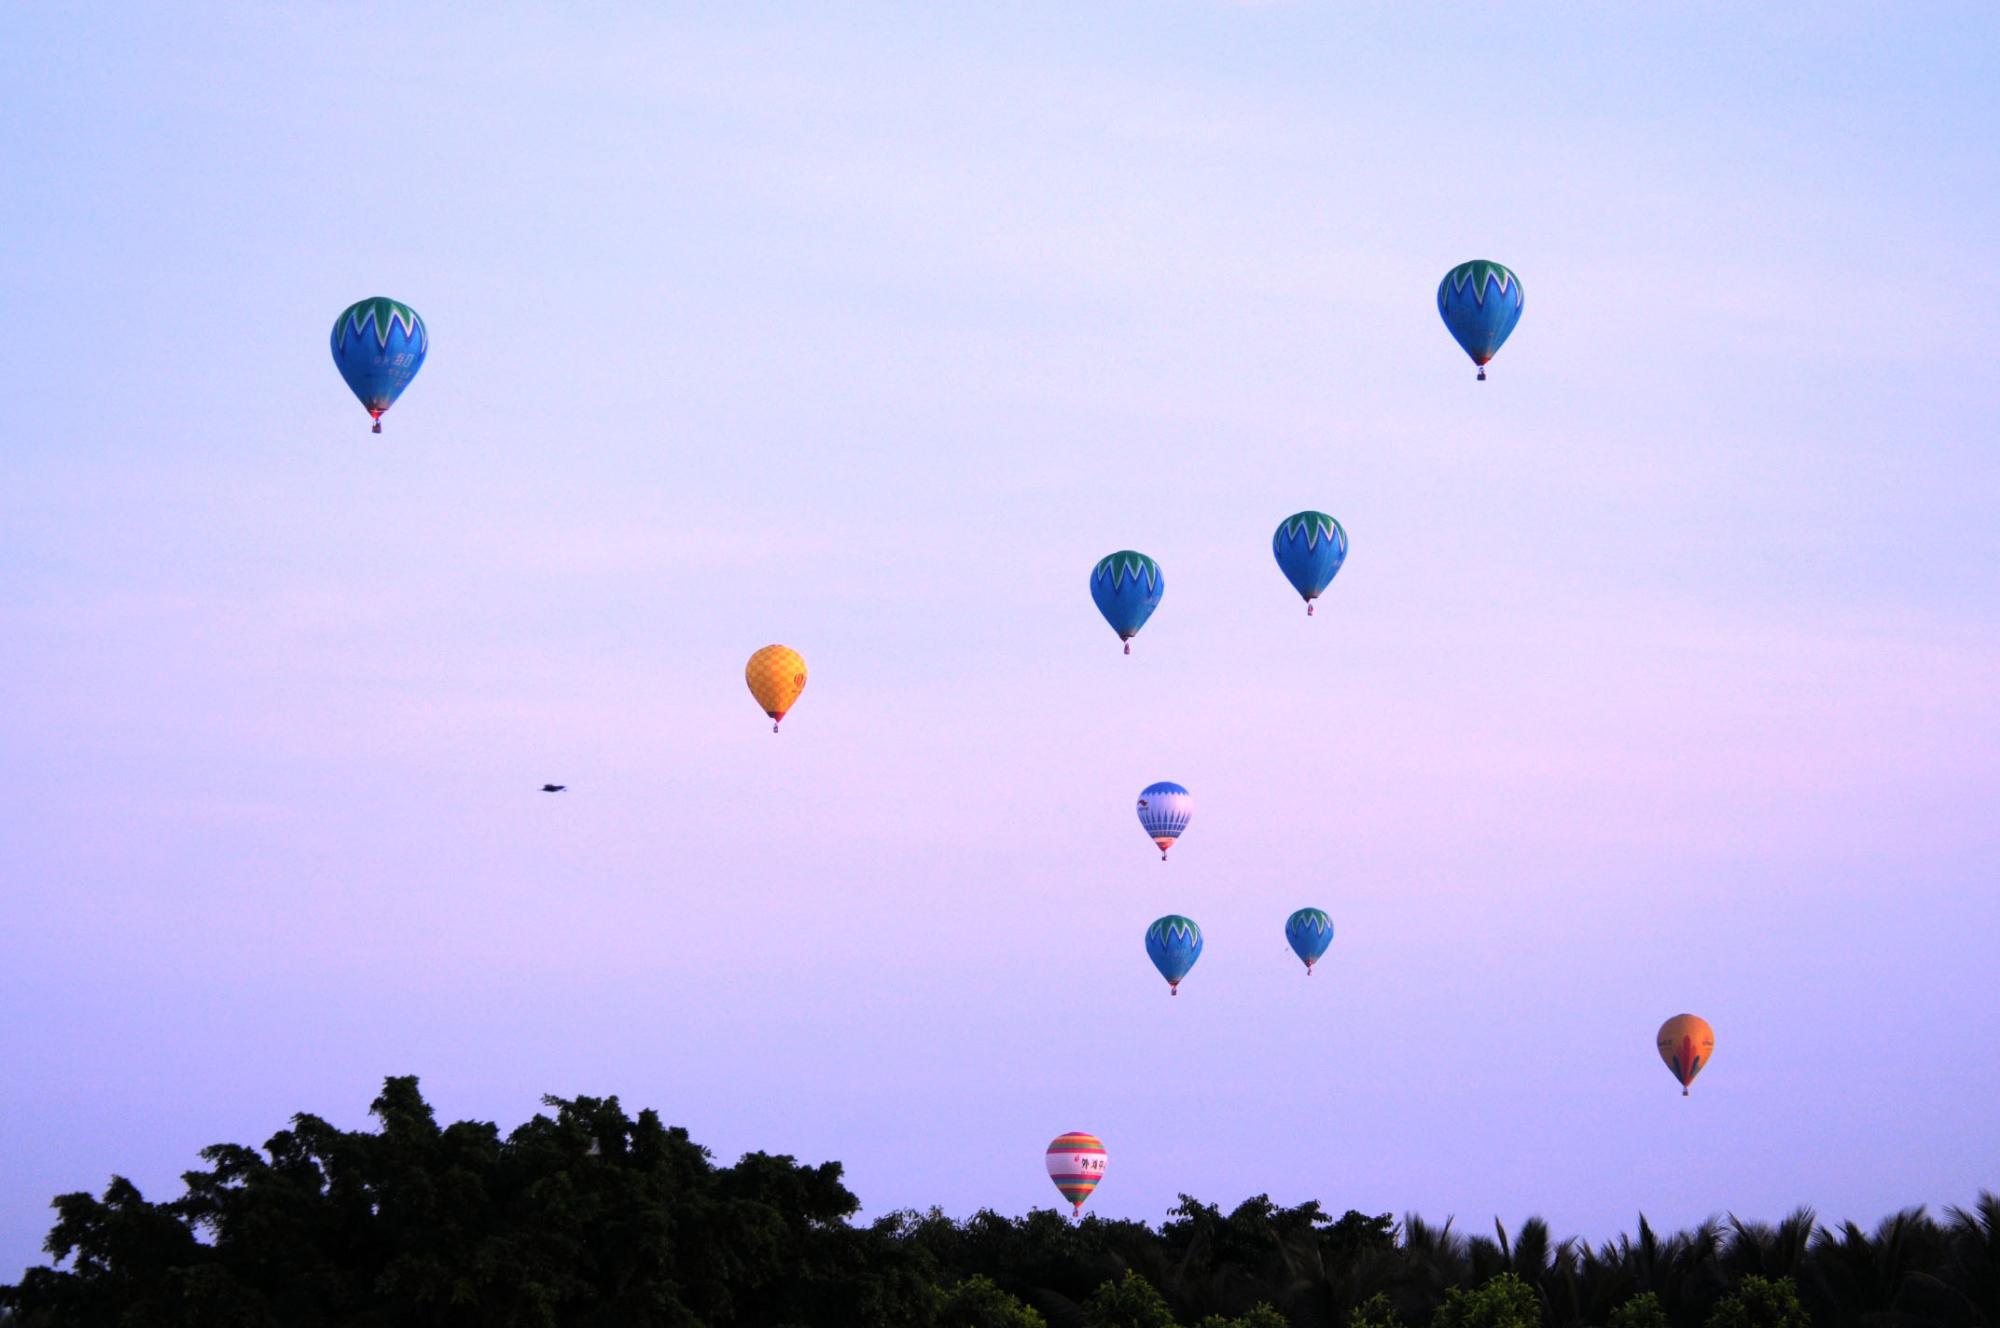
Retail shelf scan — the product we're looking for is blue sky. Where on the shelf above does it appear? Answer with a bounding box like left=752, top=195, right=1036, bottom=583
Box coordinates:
left=3, top=3, right=1997, bottom=1280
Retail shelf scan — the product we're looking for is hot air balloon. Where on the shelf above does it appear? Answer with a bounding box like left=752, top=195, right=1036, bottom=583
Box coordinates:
left=1145, top=915, right=1203, bottom=995
left=1285, top=908, right=1334, bottom=974
left=1272, top=512, right=1348, bottom=616
left=1045, top=1132, right=1106, bottom=1217
left=1136, top=781, right=1192, bottom=861
left=1656, top=1014, right=1715, bottom=1097
left=745, top=645, right=807, bottom=733
left=1437, top=261, right=1523, bottom=380
left=331, top=297, right=427, bottom=432
left=1090, top=551, right=1163, bottom=654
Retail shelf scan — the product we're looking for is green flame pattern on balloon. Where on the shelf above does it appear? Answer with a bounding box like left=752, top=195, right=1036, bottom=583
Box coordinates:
left=1440, top=260, right=1520, bottom=307
left=333, top=297, right=427, bottom=350
left=1278, top=512, right=1343, bottom=550
left=1094, top=551, right=1161, bottom=591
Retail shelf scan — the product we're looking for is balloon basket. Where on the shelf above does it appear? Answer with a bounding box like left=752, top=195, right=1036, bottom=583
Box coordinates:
left=1123, top=642, right=1131, bottom=655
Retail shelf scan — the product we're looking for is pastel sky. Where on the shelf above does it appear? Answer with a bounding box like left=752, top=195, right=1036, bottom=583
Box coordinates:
left=4, top=3, right=1997, bottom=1281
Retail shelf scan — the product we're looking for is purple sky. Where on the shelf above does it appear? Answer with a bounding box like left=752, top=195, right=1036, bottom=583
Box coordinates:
left=4, top=4, right=1998, bottom=1280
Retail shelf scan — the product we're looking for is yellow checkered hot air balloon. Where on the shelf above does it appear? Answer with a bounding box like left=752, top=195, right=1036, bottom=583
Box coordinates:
left=745, top=645, right=808, bottom=733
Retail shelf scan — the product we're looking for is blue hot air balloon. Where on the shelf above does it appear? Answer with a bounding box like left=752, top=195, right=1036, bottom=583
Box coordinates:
left=1272, top=512, right=1348, bottom=616
left=1136, top=781, right=1193, bottom=861
left=1091, top=551, right=1162, bottom=654
left=1145, top=915, right=1203, bottom=995
left=332, top=297, right=428, bottom=432
left=1285, top=907, right=1335, bottom=975
left=1437, top=261, right=1523, bottom=381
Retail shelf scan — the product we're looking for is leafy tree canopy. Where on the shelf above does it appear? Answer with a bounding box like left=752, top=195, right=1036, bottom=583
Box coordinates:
left=1609, top=1291, right=1668, bottom=1328
left=1703, top=1276, right=1811, bottom=1328
left=3, top=1079, right=1997, bottom=1328
left=1434, top=1273, right=1542, bottom=1328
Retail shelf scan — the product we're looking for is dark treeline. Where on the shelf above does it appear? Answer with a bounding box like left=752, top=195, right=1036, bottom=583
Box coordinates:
left=3, top=1079, right=1995, bottom=1328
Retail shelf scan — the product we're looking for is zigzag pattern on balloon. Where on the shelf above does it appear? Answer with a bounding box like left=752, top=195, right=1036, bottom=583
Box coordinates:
left=332, top=297, right=428, bottom=351
left=1437, top=260, right=1521, bottom=309
left=1277, top=511, right=1345, bottom=551
left=1093, top=552, right=1161, bottom=592
left=1286, top=908, right=1332, bottom=940
left=1285, top=907, right=1335, bottom=971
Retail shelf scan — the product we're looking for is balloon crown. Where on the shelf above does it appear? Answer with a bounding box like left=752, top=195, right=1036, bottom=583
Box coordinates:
left=1286, top=908, right=1333, bottom=937
left=333, top=297, right=427, bottom=351
left=1276, top=512, right=1345, bottom=550
left=1093, top=551, right=1161, bottom=592
left=1438, top=261, right=1521, bottom=307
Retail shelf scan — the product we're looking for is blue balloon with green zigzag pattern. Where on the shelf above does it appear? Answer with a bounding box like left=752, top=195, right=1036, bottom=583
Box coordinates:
left=1272, top=511, right=1348, bottom=616
left=1090, top=550, right=1163, bottom=654
left=1145, top=915, right=1203, bottom=995
left=1437, top=260, right=1522, bottom=381
left=1285, top=907, right=1334, bottom=975
left=331, top=297, right=428, bottom=433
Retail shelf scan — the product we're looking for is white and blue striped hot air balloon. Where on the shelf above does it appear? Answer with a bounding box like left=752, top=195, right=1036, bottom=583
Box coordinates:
left=1136, top=781, right=1192, bottom=861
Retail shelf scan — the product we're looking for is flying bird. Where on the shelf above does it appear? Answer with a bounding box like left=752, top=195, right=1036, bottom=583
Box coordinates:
left=541, top=784, right=566, bottom=793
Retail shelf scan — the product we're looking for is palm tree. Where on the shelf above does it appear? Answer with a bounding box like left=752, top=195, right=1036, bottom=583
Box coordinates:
left=1809, top=1208, right=1952, bottom=1328
left=1943, top=1194, right=2000, bottom=1326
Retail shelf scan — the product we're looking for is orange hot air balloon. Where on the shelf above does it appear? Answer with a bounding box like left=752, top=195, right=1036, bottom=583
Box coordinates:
left=1656, top=1014, right=1715, bottom=1096
left=745, top=645, right=807, bottom=733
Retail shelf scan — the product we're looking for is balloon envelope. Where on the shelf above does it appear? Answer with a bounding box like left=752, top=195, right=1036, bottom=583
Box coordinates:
left=1090, top=551, right=1163, bottom=649
left=1272, top=512, right=1348, bottom=611
left=1656, top=1014, right=1715, bottom=1095
left=331, top=297, right=427, bottom=430
left=1136, top=781, right=1192, bottom=859
left=1145, top=915, right=1203, bottom=993
left=1045, top=1132, right=1107, bottom=1215
left=745, top=645, right=808, bottom=731
left=1285, top=907, right=1334, bottom=973
left=1437, top=261, right=1523, bottom=376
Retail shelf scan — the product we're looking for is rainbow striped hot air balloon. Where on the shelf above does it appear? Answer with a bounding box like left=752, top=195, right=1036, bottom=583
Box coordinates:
left=1136, top=781, right=1192, bottom=861
left=1656, top=1014, right=1715, bottom=1097
left=1045, top=1132, right=1106, bottom=1217
left=331, top=297, right=427, bottom=433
